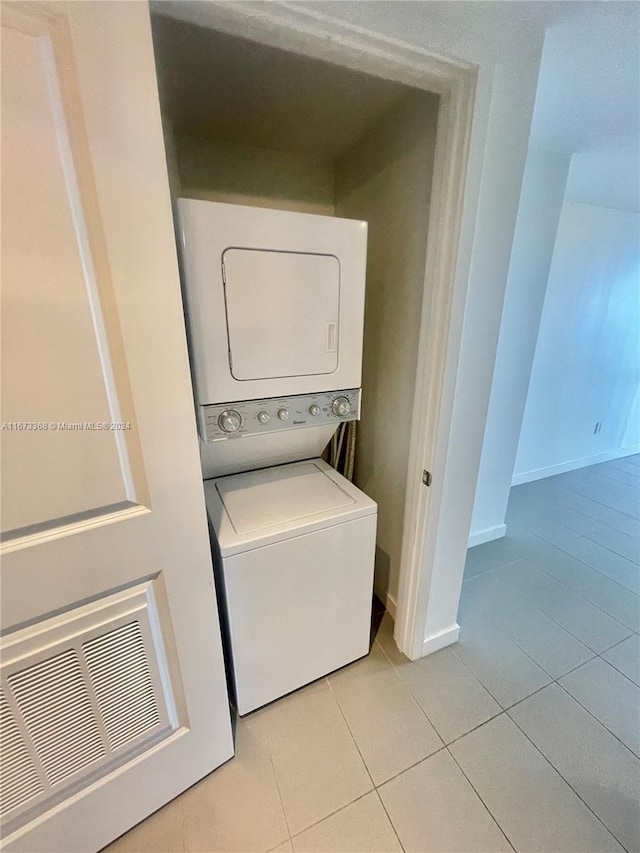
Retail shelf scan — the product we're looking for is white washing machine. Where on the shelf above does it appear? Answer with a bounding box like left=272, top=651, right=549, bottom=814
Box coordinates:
left=204, top=459, right=376, bottom=715
left=177, top=200, right=377, bottom=715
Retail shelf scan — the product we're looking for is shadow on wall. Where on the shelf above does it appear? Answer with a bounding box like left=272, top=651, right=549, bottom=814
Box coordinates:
left=373, top=545, right=391, bottom=609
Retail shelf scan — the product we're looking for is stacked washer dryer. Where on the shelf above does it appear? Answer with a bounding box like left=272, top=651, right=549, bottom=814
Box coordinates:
left=177, top=200, right=377, bottom=715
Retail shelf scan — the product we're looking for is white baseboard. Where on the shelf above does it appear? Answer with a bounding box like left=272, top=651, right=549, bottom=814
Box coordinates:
left=421, top=623, right=460, bottom=657
left=468, top=524, right=506, bottom=548
left=512, top=445, right=640, bottom=486
left=374, top=586, right=397, bottom=620
left=384, top=592, right=397, bottom=620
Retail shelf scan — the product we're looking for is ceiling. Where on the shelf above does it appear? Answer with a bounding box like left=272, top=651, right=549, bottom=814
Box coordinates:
left=530, top=2, right=640, bottom=211
left=302, top=1, right=640, bottom=209
left=299, top=1, right=638, bottom=153
left=154, top=1, right=639, bottom=208
left=151, top=13, right=430, bottom=160
left=530, top=2, right=640, bottom=154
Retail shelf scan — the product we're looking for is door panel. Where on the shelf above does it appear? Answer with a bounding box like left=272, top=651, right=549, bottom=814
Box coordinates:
left=1, top=11, right=144, bottom=536
left=0, top=3, right=233, bottom=851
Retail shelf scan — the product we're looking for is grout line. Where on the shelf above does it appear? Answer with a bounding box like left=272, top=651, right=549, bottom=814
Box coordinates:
left=506, top=711, right=632, bottom=851
left=586, top=471, right=640, bottom=495
left=608, top=464, right=640, bottom=478
left=269, top=752, right=293, bottom=844
left=262, top=461, right=639, bottom=849
left=446, top=640, right=506, bottom=707
left=598, top=633, right=637, bottom=657
left=510, top=508, right=605, bottom=545
left=531, top=551, right=640, bottom=624
left=552, top=530, right=639, bottom=577
left=180, top=798, right=186, bottom=853
left=594, top=649, right=640, bottom=690
left=329, top=639, right=446, bottom=768
left=470, top=523, right=638, bottom=643
left=554, top=678, right=640, bottom=762
left=544, top=468, right=639, bottom=508
left=395, top=678, right=448, bottom=745
left=499, top=681, right=555, bottom=715
left=458, top=603, right=562, bottom=684
left=447, top=646, right=506, bottom=709
left=375, top=624, right=504, bottom=741
left=548, top=497, right=633, bottom=535
left=580, top=473, right=640, bottom=501
left=581, top=528, right=640, bottom=566
left=325, top=673, right=377, bottom=792
left=370, top=743, right=449, bottom=788
left=610, top=628, right=640, bottom=648
left=466, top=590, right=594, bottom=673
left=442, top=708, right=506, bottom=747
left=555, top=480, right=639, bottom=519
left=379, top=611, right=586, bottom=746
left=598, top=648, right=640, bottom=688
left=446, top=744, right=517, bottom=852
left=549, top=557, right=640, bottom=611
left=463, top=552, right=531, bottom=583
left=289, top=790, right=374, bottom=844
left=373, top=788, right=406, bottom=853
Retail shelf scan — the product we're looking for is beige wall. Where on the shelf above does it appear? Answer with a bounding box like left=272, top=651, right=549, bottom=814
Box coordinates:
left=175, top=134, right=335, bottom=215
left=334, top=91, right=439, bottom=609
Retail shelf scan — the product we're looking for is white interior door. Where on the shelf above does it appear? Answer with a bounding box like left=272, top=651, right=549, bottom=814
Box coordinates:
left=0, top=3, right=233, bottom=851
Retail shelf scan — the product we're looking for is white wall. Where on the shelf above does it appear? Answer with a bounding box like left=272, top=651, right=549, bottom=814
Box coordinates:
left=423, top=44, right=543, bottom=645
left=469, top=146, right=570, bottom=545
left=334, top=91, right=439, bottom=613
left=176, top=134, right=335, bottom=215
left=565, top=147, right=640, bottom=214
left=514, top=201, right=640, bottom=482
left=297, top=1, right=544, bottom=649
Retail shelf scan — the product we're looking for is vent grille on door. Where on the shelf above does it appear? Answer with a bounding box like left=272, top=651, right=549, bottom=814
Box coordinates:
left=1, top=581, right=177, bottom=834
left=8, top=649, right=106, bottom=786
left=0, top=690, right=44, bottom=815
left=84, top=621, right=160, bottom=751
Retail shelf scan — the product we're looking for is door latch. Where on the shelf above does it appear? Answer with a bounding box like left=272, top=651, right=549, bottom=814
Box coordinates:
left=422, top=470, right=432, bottom=487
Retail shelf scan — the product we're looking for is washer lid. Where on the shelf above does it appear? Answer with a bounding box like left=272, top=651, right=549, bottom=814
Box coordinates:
left=216, top=461, right=354, bottom=534
left=204, top=459, right=377, bottom=556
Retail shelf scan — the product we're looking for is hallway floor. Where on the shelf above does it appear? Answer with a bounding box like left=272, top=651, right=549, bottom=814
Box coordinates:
left=106, top=456, right=640, bottom=853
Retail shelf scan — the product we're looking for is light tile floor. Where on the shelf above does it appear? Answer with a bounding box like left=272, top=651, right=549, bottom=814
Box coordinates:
left=105, top=456, right=640, bottom=852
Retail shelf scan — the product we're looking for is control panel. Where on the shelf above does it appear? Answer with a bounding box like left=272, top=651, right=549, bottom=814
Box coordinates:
left=200, top=389, right=361, bottom=444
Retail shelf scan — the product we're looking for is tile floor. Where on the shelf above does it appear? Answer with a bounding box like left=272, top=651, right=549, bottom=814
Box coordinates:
left=106, top=456, right=640, bottom=852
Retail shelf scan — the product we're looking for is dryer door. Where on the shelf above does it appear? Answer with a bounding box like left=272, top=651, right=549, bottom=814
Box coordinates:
left=223, top=249, right=339, bottom=380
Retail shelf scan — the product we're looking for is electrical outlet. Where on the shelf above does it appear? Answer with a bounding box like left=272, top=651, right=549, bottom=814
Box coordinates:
left=594, top=421, right=602, bottom=434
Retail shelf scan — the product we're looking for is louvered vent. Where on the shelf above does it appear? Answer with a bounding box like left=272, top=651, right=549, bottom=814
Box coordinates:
left=83, top=621, right=160, bottom=750
left=0, top=690, right=44, bottom=815
left=1, top=581, right=176, bottom=835
left=8, top=649, right=106, bottom=786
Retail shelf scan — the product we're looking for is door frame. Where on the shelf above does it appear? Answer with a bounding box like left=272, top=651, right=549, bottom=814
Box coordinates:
left=156, top=0, right=477, bottom=660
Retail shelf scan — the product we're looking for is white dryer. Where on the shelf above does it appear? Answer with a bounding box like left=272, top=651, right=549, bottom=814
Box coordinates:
left=176, top=200, right=368, bottom=478
left=204, top=459, right=376, bottom=715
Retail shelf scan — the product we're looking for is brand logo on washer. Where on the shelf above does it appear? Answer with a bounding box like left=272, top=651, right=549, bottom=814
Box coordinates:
left=293, top=420, right=305, bottom=425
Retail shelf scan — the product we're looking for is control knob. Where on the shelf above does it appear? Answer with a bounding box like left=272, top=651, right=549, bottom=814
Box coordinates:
left=332, top=396, right=351, bottom=416
left=218, top=409, right=242, bottom=433
left=257, top=411, right=271, bottom=424
left=309, top=404, right=320, bottom=416
left=278, top=408, right=290, bottom=421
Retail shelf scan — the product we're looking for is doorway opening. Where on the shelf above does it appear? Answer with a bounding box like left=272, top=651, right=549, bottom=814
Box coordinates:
left=150, top=3, right=475, bottom=659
